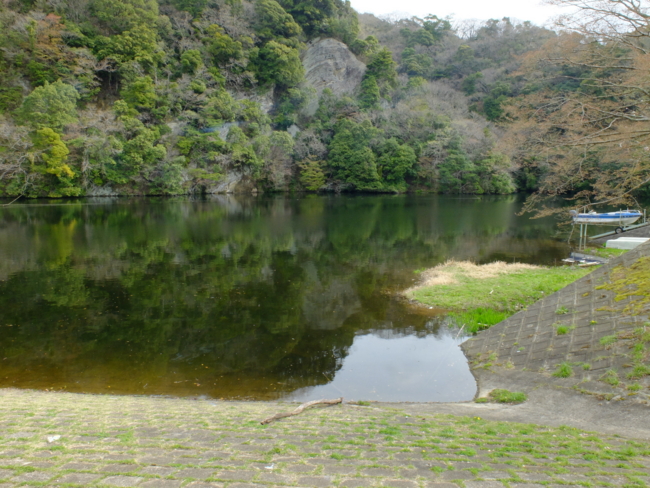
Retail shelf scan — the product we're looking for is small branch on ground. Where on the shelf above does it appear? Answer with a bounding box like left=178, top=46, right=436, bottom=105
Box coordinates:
left=260, top=397, right=343, bottom=425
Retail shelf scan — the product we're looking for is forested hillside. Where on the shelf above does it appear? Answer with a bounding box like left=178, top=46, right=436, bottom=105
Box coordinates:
left=0, top=0, right=645, bottom=201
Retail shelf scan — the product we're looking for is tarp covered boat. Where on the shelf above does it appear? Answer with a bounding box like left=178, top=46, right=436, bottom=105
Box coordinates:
left=570, top=209, right=642, bottom=226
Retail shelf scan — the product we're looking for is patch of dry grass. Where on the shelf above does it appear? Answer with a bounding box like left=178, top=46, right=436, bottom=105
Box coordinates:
left=405, top=260, right=593, bottom=316
left=405, top=260, right=541, bottom=293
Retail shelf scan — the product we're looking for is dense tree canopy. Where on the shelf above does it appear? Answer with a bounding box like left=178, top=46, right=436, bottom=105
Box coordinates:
left=90, top=0, right=160, bottom=33
left=251, top=40, right=304, bottom=87
left=0, top=0, right=593, bottom=200
left=15, top=81, right=79, bottom=131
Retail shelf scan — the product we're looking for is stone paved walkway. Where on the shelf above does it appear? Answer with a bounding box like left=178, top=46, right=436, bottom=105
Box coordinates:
left=1, top=388, right=650, bottom=488
left=462, top=241, right=650, bottom=404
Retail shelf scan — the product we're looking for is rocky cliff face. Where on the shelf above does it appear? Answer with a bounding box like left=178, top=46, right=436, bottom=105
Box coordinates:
left=214, top=38, right=366, bottom=194
left=301, top=38, right=366, bottom=115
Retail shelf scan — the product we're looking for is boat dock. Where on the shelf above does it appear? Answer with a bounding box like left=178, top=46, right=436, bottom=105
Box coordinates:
left=590, top=220, right=650, bottom=244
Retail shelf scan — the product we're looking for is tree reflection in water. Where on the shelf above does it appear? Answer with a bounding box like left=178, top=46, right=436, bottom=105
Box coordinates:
left=0, top=195, right=567, bottom=400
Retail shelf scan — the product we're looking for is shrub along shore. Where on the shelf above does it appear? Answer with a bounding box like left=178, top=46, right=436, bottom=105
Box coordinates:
left=405, top=260, right=594, bottom=333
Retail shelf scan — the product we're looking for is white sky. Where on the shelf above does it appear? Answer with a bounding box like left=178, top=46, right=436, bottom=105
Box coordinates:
left=349, top=0, right=566, bottom=27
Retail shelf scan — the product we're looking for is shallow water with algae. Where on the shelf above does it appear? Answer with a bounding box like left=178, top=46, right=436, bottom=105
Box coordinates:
left=0, top=194, right=568, bottom=401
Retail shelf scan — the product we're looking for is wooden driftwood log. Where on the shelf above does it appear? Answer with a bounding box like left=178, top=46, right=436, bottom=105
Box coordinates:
left=260, top=397, right=343, bottom=425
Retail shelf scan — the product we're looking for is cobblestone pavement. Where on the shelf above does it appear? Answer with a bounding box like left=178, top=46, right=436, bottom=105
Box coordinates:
left=1, top=388, right=650, bottom=488
left=462, top=242, right=650, bottom=404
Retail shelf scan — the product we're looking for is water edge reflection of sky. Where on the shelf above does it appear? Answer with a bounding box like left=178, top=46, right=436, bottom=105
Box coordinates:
left=287, top=328, right=476, bottom=402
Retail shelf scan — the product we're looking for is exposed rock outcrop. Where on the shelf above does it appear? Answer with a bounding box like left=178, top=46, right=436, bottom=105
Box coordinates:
left=301, top=38, right=366, bottom=115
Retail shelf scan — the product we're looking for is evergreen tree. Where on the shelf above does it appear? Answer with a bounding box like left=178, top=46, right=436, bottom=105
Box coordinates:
left=376, top=138, right=416, bottom=189
left=358, top=76, right=380, bottom=110
left=16, top=81, right=79, bottom=132
left=364, top=48, right=397, bottom=96
left=254, top=0, right=302, bottom=43
left=251, top=41, right=304, bottom=88
left=89, top=0, right=160, bottom=34
left=327, top=119, right=382, bottom=190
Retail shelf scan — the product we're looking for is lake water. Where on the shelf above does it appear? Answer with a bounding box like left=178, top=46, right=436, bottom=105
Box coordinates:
left=0, top=195, right=569, bottom=401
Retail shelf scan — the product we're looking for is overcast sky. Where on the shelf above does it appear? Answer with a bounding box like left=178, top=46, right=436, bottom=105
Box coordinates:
left=349, top=0, right=566, bottom=27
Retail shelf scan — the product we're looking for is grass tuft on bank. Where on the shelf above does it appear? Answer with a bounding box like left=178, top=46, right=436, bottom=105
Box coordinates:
left=476, top=388, right=528, bottom=404
left=448, top=308, right=510, bottom=333
left=406, top=260, right=593, bottom=333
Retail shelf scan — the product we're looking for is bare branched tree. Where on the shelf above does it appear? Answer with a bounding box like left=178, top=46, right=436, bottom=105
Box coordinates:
left=549, top=0, right=650, bottom=46
left=504, top=0, right=650, bottom=215
left=0, top=118, right=40, bottom=200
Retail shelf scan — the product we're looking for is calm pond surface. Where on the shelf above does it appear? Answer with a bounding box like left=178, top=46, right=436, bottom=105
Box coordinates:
left=0, top=194, right=569, bottom=401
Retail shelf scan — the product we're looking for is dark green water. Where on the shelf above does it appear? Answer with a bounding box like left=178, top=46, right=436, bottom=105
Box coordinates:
left=0, top=195, right=569, bottom=401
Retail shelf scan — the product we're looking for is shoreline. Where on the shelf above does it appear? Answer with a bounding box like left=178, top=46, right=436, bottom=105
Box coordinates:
left=405, top=260, right=593, bottom=333
left=2, top=383, right=650, bottom=439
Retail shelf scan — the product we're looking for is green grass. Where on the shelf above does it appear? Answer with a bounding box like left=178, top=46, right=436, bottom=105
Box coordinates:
left=410, top=265, right=591, bottom=312
left=627, top=364, right=650, bottom=379
left=117, top=430, right=135, bottom=443
left=601, top=370, right=620, bottom=386
left=448, top=308, right=510, bottom=333
left=378, top=426, right=401, bottom=436
left=476, top=389, right=528, bottom=404
left=409, top=263, right=592, bottom=333
left=553, top=362, right=573, bottom=378
left=600, top=335, right=618, bottom=346
left=555, top=324, right=575, bottom=335
left=588, top=247, right=628, bottom=259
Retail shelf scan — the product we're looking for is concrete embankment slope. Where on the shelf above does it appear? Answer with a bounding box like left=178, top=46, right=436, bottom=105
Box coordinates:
left=461, top=241, right=650, bottom=436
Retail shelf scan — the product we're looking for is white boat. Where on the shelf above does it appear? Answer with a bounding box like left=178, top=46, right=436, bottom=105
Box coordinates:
left=570, top=209, right=642, bottom=227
